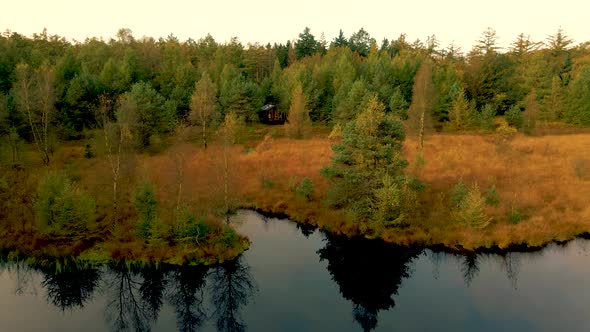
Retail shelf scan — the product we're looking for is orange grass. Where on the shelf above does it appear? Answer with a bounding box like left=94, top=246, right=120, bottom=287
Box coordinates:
left=4, top=128, right=590, bottom=253
left=129, top=130, right=590, bottom=250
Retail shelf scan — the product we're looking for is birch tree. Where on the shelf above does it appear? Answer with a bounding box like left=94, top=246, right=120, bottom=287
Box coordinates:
left=15, top=63, right=55, bottom=166
left=190, top=72, right=217, bottom=148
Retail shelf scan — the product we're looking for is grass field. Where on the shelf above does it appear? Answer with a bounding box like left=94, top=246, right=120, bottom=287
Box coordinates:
left=3, top=126, right=590, bottom=252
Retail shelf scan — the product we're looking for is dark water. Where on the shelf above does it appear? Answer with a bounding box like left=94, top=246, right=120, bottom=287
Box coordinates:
left=2, top=210, right=590, bottom=332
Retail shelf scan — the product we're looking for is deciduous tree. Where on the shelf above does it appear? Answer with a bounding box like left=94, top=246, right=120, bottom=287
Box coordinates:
left=190, top=72, right=218, bottom=148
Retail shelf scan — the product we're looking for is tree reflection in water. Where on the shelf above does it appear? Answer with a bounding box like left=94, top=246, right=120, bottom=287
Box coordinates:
left=460, top=253, right=480, bottom=287
left=166, top=265, right=209, bottom=332
left=38, top=261, right=101, bottom=311
left=210, top=257, right=257, bottom=332
left=139, top=266, right=169, bottom=322
left=103, top=265, right=152, bottom=332
left=318, top=235, right=422, bottom=332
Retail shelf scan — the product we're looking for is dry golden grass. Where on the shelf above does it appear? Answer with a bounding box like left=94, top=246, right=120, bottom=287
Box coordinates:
left=403, top=132, right=590, bottom=248
left=129, top=129, right=590, bottom=250
left=6, top=127, right=590, bottom=253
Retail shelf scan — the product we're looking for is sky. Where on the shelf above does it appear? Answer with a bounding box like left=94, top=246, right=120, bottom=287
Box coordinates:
left=2, top=0, right=589, bottom=52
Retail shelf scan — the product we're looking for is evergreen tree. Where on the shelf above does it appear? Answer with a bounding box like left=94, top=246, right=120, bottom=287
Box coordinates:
left=332, top=29, right=348, bottom=48
left=120, top=81, right=175, bottom=147
left=322, top=96, right=410, bottom=226
left=294, top=27, right=319, bottom=60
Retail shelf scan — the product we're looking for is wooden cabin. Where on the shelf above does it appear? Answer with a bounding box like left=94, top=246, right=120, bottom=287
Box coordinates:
left=259, top=104, right=286, bottom=124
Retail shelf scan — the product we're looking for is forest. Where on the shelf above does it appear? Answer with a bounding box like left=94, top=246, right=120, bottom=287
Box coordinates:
left=2, top=26, right=590, bottom=263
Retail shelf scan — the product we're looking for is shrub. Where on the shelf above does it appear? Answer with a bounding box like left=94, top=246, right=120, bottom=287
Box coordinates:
left=450, top=182, right=490, bottom=228
left=134, top=181, right=158, bottom=240
left=485, top=185, right=500, bottom=206
left=296, top=177, right=314, bottom=201
left=173, top=206, right=210, bottom=244
left=34, top=172, right=96, bottom=236
left=505, top=105, right=523, bottom=129
left=450, top=181, right=468, bottom=208
left=261, top=176, right=275, bottom=188
left=374, top=175, right=409, bottom=227
left=328, top=124, right=343, bottom=141
left=479, top=104, right=496, bottom=131
left=507, top=207, right=524, bottom=224
left=221, top=228, right=240, bottom=247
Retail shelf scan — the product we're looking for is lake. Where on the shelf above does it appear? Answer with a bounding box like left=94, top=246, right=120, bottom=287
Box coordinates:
left=1, top=210, right=589, bottom=331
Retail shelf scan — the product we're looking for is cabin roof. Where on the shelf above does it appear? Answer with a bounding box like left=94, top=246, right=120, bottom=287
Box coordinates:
left=260, top=104, right=276, bottom=111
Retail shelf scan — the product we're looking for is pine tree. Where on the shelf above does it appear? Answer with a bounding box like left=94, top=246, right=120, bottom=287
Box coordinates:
left=322, top=95, right=410, bottom=225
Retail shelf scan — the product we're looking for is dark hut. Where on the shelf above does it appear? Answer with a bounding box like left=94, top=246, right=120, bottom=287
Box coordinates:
left=259, top=104, right=286, bottom=124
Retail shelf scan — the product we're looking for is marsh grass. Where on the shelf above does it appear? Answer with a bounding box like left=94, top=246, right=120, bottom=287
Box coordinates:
left=3, top=127, right=590, bottom=253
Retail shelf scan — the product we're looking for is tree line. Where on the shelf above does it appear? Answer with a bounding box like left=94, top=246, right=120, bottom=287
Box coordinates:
left=2, top=26, right=590, bottom=155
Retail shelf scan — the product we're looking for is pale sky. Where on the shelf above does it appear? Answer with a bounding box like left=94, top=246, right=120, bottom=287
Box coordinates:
left=2, top=0, right=589, bottom=52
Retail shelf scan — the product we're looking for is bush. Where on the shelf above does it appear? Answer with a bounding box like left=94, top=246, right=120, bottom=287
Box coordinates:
left=485, top=185, right=500, bottom=206
left=261, top=176, right=275, bottom=188
left=34, top=172, right=96, bottom=236
left=374, top=175, right=408, bottom=227
left=296, top=177, right=315, bottom=201
left=507, top=207, right=524, bottom=224
left=134, top=181, right=158, bottom=240
left=479, top=104, right=496, bottom=131
left=505, top=105, right=523, bottom=129
left=328, top=124, right=343, bottom=141
left=450, top=181, right=468, bottom=208
left=450, top=182, right=490, bottom=228
left=173, top=206, right=210, bottom=244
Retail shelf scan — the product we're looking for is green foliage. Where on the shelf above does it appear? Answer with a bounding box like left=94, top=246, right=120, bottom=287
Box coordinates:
left=389, top=86, right=409, bottom=120
left=564, top=65, right=590, bottom=125
left=220, top=228, right=240, bottom=247
left=328, top=123, right=343, bottom=140
left=478, top=104, right=496, bottom=130
left=522, top=91, right=539, bottom=135
left=173, top=206, right=211, bottom=243
left=120, top=81, right=175, bottom=148
left=34, top=172, right=96, bottom=236
left=296, top=177, right=315, bottom=201
left=484, top=185, right=500, bottom=206
left=285, top=84, right=312, bottom=139
left=373, top=174, right=413, bottom=226
left=295, top=27, right=321, bottom=60
left=505, top=105, right=523, bottom=129
left=450, top=181, right=468, bottom=208
left=507, top=206, right=524, bottom=224
left=450, top=183, right=490, bottom=228
left=262, top=177, right=275, bottom=188
left=134, top=181, right=158, bottom=240
left=349, top=28, right=374, bottom=57
left=322, top=96, right=411, bottom=225
left=448, top=89, right=471, bottom=130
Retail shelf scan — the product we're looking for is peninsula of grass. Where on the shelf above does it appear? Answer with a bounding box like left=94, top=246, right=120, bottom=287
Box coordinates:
left=4, top=123, right=589, bottom=261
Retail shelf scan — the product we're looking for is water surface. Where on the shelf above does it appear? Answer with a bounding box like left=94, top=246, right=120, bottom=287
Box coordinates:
left=1, top=210, right=589, bottom=331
